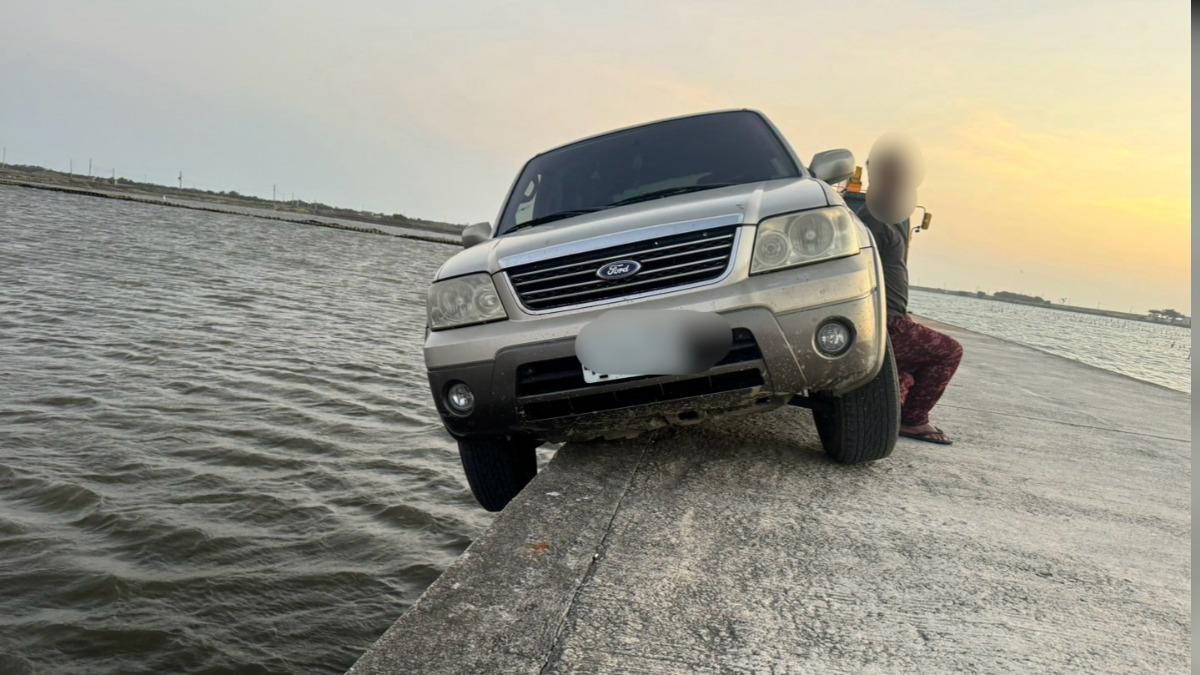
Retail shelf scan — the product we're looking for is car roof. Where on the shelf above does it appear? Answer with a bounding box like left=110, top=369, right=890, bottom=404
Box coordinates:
left=531, top=109, right=766, bottom=159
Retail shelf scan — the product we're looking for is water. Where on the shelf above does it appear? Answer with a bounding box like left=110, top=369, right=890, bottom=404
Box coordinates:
left=0, top=185, right=487, bottom=674
left=910, top=289, right=1190, bottom=394
left=0, top=186, right=1188, bottom=673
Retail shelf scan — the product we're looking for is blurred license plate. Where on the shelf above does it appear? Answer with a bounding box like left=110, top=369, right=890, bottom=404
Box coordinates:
left=581, top=365, right=641, bottom=384
left=575, top=309, right=731, bottom=384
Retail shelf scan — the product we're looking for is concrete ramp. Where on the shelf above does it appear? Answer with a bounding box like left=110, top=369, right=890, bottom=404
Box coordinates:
left=350, top=324, right=1191, bottom=673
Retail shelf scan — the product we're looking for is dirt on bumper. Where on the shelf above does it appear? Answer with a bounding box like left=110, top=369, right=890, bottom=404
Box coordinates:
left=525, top=389, right=793, bottom=443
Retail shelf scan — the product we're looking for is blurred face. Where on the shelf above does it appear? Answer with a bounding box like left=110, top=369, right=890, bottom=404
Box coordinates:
left=867, top=155, right=915, bottom=198
left=865, top=144, right=920, bottom=225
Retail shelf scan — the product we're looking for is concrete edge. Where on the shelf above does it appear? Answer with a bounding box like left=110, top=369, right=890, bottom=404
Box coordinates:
left=347, top=441, right=649, bottom=674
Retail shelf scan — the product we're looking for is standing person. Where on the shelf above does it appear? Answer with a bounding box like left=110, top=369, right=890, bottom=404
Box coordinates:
left=855, top=134, right=962, bottom=445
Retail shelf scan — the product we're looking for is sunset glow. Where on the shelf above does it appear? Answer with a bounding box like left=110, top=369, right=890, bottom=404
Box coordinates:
left=2, top=0, right=1189, bottom=311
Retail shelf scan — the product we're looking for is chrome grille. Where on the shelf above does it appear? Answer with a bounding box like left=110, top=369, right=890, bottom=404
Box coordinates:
left=506, top=226, right=738, bottom=311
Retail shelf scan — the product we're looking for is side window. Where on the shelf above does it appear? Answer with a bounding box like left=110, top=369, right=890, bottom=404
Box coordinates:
left=514, top=176, right=539, bottom=225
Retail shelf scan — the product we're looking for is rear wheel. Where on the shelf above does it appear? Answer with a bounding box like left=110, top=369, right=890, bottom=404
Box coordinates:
left=457, top=435, right=539, bottom=512
left=812, top=340, right=900, bottom=464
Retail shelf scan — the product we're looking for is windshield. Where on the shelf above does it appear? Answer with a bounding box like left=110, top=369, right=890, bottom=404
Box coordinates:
left=496, top=111, right=801, bottom=234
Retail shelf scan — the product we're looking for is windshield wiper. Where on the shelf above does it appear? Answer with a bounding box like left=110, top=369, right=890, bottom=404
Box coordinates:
left=606, top=183, right=735, bottom=208
left=510, top=208, right=602, bottom=231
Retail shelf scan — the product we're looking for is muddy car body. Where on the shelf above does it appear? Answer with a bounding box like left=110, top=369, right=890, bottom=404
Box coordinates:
left=424, top=110, right=900, bottom=510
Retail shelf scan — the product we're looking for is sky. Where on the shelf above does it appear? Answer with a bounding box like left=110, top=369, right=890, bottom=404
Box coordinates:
left=1, top=0, right=1190, bottom=312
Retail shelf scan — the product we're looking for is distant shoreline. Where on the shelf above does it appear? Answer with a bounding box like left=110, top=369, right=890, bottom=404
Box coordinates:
left=1, top=177, right=462, bottom=247
left=912, top=286, right=1190, bottom=328
left=0, top=164, right=464, bottom=246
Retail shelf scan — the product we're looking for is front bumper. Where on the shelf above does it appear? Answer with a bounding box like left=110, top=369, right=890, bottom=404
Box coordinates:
left=425, top=251, right=885, bottom=441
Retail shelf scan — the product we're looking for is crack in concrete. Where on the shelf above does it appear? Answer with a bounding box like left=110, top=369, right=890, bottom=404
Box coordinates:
left=937, top=403, right=1190, bottom=443
left=537, top=442, right=651, bottom=674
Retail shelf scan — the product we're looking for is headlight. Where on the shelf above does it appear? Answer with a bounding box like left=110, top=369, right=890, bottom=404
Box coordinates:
left=427, top=273, right=508, bottom=330
left=750, top=206, right=860, bottom=274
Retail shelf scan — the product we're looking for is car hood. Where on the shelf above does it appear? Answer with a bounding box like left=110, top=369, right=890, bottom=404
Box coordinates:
left=435, top=177, right=832, bottom=280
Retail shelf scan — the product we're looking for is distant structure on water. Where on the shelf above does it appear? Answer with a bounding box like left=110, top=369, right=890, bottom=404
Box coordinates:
left=1147, top=309, right=1190, bottom=326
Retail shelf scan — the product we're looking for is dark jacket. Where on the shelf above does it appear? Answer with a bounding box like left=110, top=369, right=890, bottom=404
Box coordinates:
left=855, top=203, right=910, bottom=317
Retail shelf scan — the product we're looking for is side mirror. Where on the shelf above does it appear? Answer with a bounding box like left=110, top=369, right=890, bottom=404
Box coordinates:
left=809, top=149, right=855, bottom=184
left=462, top=222, right=491, bottom=248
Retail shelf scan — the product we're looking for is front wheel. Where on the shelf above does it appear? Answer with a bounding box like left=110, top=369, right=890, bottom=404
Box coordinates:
left=457, top=435, right=539, bottom=512
left=812, top=340, right=900, bottom=464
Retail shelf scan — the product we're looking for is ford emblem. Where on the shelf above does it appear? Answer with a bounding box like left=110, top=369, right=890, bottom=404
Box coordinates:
left=595, top=259, right=642, bottom=280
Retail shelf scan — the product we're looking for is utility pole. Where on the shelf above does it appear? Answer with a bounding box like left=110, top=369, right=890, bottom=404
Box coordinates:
left=111, top=168, right=116, bottom=185
left=272, top=184, right=277, bottom=201
left=178, top=170, right=183, bottom=189
left=69, top=159, right=73, bottom=175
left=88, top=158, right=92, bottom=177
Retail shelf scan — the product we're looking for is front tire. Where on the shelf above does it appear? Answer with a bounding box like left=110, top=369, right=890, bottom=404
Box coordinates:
left=813, top=340, right=900, bottom=464
left=457, top=435, right=538, bottom=512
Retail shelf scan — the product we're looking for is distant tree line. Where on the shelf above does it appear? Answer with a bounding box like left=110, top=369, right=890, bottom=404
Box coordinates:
left=991, top=291, right=1051, bottom=305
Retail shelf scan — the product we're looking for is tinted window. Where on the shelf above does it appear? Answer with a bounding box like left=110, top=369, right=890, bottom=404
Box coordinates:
left=497, top=111, right=800, bottom=233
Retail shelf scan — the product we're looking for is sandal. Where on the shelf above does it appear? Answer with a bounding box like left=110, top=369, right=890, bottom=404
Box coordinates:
left=899, top=426, right=953, bottom=445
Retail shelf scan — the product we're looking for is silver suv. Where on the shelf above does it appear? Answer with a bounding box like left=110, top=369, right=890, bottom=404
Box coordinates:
left=425, top=110, right=899, bottom=510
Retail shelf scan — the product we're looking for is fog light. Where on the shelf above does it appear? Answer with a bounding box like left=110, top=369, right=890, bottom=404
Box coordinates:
left=816, top=321, right=852, bottom=356
left=446, top=382, right=475, bottom=414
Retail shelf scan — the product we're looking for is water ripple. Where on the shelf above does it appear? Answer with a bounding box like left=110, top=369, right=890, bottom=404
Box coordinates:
left=0, top=185, right=489, bottom=673
left=911, top=290, right=1190, bottom=393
